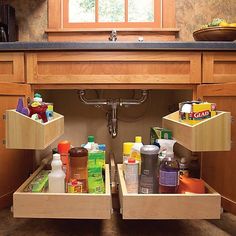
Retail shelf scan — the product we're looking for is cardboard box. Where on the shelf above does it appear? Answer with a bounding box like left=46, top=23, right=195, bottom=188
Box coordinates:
left=179, top=101, right=216, bottom=125
left=150, top=127, right=172, bottom=145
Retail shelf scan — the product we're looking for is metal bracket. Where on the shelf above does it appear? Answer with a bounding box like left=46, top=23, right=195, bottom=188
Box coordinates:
left=231, top=141, right=234, bottom=149
left=231, top=116, right=234, bottom=123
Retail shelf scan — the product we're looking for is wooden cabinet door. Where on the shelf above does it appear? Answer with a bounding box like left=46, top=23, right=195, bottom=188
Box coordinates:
left=197, top=83, right=236, bottom=215
left=0, top=53, right=25, bottom=83
left=0, top=83, right=33, bottom=209
left=203, top=52, right=236, bottom=83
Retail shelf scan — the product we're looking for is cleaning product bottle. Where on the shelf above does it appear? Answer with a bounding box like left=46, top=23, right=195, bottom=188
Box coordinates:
left=69, top=147, right=88, bottom=193
left=58, top=140, right=71, bottom=186
left=179, top=157, right=189, bottom=177
left=159, top=140, right=179, bottom=193
left=130, top=136, right=143, bottom=174
left=123, top=142, right=134, bottom=163
left=156, top=139, right=176, bottom=192
left=48, top=153, right=65, bottom=193
left=139, top=145, right=159, bottom=194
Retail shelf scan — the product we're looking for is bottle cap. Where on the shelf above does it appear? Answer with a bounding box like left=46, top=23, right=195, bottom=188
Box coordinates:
left=180, top=157, right=188, bottom=164
left=33, top=93, right=42, bottom=102
left=69, top=147, right=88, bottom=157
left=123, top=142, right=134, bottom=155
left=88, top=135, right=95, bottom=142
left=58, top=140, right=71, bottom=154
left=141, top=145, right=159, bottom=155
left=135, top=136, right=142, bottom=143
left=179, top=157, right=189, bottom=169
left=98, top=144, right=106, bottom=151
left=53, top=153, right=61, bottom=160
left=128, top=158, right=135, bottom=163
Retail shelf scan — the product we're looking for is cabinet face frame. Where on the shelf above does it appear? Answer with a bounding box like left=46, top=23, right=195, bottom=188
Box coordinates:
left=0, top=83, right=33, bottom=209
left=203, top=52, right=236, bottom=83
left=0, top=53, right=25, bottom=83
left=26, top=51, right=201, bottom=85
left=197, top=82, right=236, bottom=215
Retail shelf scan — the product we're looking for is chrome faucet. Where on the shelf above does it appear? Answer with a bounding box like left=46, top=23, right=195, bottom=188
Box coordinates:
left=108, top=29, right=117, bottom=41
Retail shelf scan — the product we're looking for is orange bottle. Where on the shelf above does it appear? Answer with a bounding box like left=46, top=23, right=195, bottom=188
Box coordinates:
left=58, top=141, right=71, bottom=185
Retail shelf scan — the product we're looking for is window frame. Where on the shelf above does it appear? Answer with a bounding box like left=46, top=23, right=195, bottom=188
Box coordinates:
left=63, top=0, right=161, bottom=29
left=47, top=0, right=178, bottom=41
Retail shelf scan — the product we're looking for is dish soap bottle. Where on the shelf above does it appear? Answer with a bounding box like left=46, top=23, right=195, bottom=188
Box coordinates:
left=130, top=136, right=143, bottom=174
left=48, top=153, right=65, bottom=193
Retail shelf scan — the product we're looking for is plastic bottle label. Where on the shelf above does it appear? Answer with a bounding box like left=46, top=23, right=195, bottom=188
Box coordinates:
left=131, top=151, right=141, bottom=174
left=139, top=175, right=154, bottom=194
left=159, top=170, right=179, bottom=187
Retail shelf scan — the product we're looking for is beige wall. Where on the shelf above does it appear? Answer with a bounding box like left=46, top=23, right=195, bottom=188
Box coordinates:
left=6, top=0, right=47, bottom=41
left=176, top=0, right=236, bottom=41
left=6, top=0, right=236, bottom=41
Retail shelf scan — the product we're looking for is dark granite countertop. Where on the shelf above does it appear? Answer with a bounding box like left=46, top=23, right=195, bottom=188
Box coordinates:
left=0, top=41, right=235, bottom=51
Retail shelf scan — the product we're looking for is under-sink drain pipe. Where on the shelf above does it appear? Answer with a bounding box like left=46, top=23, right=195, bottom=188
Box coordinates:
left=78, top=90, right=148, bottom=138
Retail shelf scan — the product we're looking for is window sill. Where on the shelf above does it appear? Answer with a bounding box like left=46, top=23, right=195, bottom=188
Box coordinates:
left=46, top=28, right=180, bottom=42
left=46, top=28, right=180, bottom=33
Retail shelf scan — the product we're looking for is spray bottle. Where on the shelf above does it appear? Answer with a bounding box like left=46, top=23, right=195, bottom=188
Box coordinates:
left=158, top=139, right=179, bottom=193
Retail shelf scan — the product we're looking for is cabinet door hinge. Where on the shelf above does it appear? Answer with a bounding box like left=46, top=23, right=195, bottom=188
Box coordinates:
left=3, top=114, right=6, bottom=120
left=231, top=141, right=234, bottom=149
left=231, top=116, right=234, bottom=123
left=2, top=140, right=6, bottom=145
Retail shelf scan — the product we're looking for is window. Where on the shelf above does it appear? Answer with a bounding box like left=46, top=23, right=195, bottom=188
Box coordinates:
left=47, top=0, right=177, bottom=41
left=64, top=0, right=160, bottom=28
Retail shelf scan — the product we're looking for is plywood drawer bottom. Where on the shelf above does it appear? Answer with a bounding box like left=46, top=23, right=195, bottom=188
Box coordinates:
left=14, top=164, right=112, bottom=219
left=118, top=164, right=221, bottom=220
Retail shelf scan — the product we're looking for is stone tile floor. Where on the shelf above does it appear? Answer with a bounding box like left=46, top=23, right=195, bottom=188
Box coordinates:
left=0, top=208, right=236, bottom=236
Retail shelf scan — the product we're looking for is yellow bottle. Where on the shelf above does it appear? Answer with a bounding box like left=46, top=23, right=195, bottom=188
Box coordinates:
left=123, top=142, right=134, bottom=163
left=130, top=136, right=143, bottom=174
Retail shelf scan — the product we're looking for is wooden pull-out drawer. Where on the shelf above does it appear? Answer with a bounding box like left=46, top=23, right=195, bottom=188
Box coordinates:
left=0, top=53, right=24, bottom=83
left=14, top=164, right=112, bottom=219
left=203, top=52, right=236, bottom=83
left=26, top=51, right=201, bottom=84
left=118, top=164, right=221, bottom=220
left=6, top=110, right=64, bottom=150
left=162, top=111, right=231, bottom=152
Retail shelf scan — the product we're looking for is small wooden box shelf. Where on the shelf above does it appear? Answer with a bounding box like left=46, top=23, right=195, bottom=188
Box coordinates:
left=14, top=164, right=112, bottom=219
left=117, top=164, right=221, bottom=220
left=6, top=109, right=64, bottom=150
left=162, top=111, right=231, bottom=152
